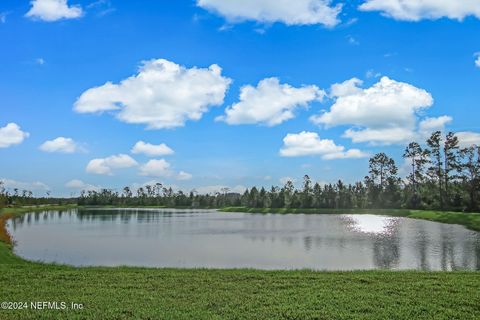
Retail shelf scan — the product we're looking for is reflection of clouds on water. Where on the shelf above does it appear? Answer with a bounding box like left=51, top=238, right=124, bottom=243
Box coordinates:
left=342, top=214, right=398, bottom=235
left=340, top=214, right=402, bottom=269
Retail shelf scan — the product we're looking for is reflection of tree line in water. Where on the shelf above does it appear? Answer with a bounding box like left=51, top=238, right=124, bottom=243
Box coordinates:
left=371, top=223, right=480, bottom=270
left=11, top=209, right=480, bottom=271
left=11, top=209, right=204, bottom=224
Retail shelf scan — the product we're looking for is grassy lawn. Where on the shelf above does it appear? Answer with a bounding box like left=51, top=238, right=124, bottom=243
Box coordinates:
left=221, top=207, right=480, bottom=231
left=1, top=261, right=479, bottom=319
left=0, top=206, right=479, bottom=319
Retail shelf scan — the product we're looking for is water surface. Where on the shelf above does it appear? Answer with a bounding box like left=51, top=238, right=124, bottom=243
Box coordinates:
left=6, top=208, right=480, bottom=270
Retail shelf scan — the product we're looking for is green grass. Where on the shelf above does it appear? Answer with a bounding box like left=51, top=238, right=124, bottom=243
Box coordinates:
left=220, top=207, right=480, bottom=231
left=0, top=204, right=79, bottom=216
left=1, top=263, right=479, bottom=319
left=0, top=206, right=479, bottom=319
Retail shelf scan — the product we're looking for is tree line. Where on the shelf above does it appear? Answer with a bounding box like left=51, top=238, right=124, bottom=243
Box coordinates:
left=1, top=131, right=479, bottom=212
left=0, top=182, right=74, bottom=208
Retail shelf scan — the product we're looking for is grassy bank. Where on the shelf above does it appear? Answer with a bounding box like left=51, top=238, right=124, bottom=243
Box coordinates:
left=1, top=262, right=479, bottom=319
left=0, top=204, right=79, bottom=216
left=220, top=207, right=480, bottom=231
left=0, top=206, right=479, bottom=319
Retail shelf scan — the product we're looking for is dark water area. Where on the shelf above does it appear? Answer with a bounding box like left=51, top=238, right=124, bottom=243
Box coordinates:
left=6, top=208, right=480, bottom=270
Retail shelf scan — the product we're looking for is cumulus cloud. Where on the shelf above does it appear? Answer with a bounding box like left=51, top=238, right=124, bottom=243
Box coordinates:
left=0, top=123, right=29, bottom=148
left=139, top=159, right=193, bottom=181
left=1, top=178, right=49, bottom=193
left=65, top=179, right=100, bottom=192
left=74, top=59, right=231, bottom=129
left=139, top=159, right=173, bottom=178
left=417, top=116, right=453, bottom=139
left=39, top=137, right=81, bottom=153
left=131, top=141, right=174, bottom=156
left=217, top=77, right=324, bottom=126
left=177, top=171, right=193, bottom=181
left=26, top=0, right=83, bottom=22
left=341, top=114, right=452, bottom=145
left=314, top=77, right=433, bottom=128
left=456, top=132, right=480, bottom=148
left=359, top=0, right=480, bottom=21
left=475, top=53, right=480, bottom=68
left=311, top=76, right=435, bottom=145
left=329, top=78, right=363, bottom=98
left=86, top=154, right=138, bottom=175
left=197, top=0, right=342, bottom=27
left=280, top=131, right=369, bottom=160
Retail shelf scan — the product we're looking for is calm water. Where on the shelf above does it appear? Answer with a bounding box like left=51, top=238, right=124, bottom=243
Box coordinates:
left=6, top=208, right=480, bottom=270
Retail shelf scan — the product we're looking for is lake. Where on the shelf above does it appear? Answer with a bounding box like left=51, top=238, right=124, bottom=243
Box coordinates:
left=6, top=208, right=480, bottom=270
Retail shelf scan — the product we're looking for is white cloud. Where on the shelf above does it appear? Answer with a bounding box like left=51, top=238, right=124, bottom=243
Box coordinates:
left=323, top=148, right=370, bottom=160
left=131, top=141, right=174, bottom=156
left=475, top=53, right=480, bottom=68
left=343, top=127, right=416, bottom=145
left=86, top=154, right=138, bottom=175
left=0, top=123, right=29, bottom=148
left=65, top=179, right=100, bottom=192
left=329, top=78, right=363, bottom=98
left=280, top=131, right=369, bottom=160
left=342, top=115, right=452, bottom=145
left=26, top=0, right=83, bottom=22
left=1, top=178, right=49, bottom=192
left=139, top=159, right=173, bottom=178
left=177, top=171, right=193, bottom=181
left=197, top=0, right=342, bottom=27
left=36, top=58, right=45, bottom=65
left=139, top=159, right=192, bottom=181
left=418, top=116, right=453, bottom=139
left=314, top=77, right=433, bottom=128
left=359, top=0, right=480, bottom=21
left=456, top=132, right=480, bottom=148
left=217, top=77, right=324, bottom=126
left=39, top=137, right=81, bottom=153
left=74, top=59, right=232, bottom=129
left=311, top=76, right=435, bottom=145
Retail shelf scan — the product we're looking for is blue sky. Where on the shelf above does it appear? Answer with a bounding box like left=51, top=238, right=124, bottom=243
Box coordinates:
left=1, top=0, right=479, bottom=196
